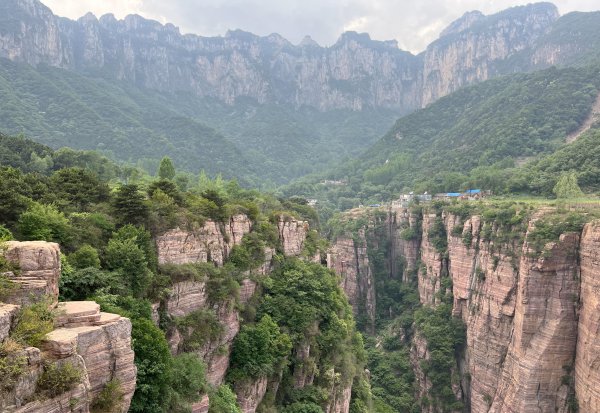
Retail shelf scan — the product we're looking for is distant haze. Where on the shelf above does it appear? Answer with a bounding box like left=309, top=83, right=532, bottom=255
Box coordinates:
left=43, top=0, right=600, bottom=53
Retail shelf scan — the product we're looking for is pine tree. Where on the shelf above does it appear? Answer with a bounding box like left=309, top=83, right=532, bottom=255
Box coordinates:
left=158, top=156, right=176, bottom=181
left=112, top=184, right=149, bottom=227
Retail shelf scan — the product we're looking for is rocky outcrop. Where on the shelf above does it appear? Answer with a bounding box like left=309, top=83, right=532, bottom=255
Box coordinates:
left=0, top=303, right=19, bottom=342
left=156, top=214, right=252, bottom=266
left=277, top=218, right=309, bottom=256
left=191, top=394, right=210, bottom=413
left=489, top=231, right=579, bottom=412
left=2, top=241, right=61, bottom=306
left=157, top=214, right=313, bottom=393
left=43, top=304, right=137, bottom=410
left=417, top=213, right=446, bottom=306
left=163, top=279, right=239, bottom=386
left=388, top=206, right=421, bottom=282
left=234, top=377, right=269, bottom=413
left=326, top=383, right=352, bottom=413
left=0, top=0, right=570, bottom=112
left=0, top=241, right=136, bottom=413
left=445, top=214, right=519, bottom=413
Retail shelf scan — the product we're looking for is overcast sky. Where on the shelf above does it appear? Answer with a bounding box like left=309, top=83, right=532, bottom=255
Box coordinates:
left=43, top=0, right=600, bottom=53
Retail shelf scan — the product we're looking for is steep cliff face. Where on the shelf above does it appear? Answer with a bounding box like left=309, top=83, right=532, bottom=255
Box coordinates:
left=0, top=241, right=137, bottom=413
left=575, top=223, right=600, bottom=412
left=156, top=214, right=252, bottom=266
left=154, top=215, right=316, bottom=411
left=327, top=231, right=376, bottom=331
left=420, top=3, right=559, bottom=106
left=0, top=0, right=569, bottom=112
left=329, top=205, right=600, bottom=413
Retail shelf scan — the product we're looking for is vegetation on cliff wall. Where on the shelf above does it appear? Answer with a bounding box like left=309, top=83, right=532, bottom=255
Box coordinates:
left=0, top=139, right=368, bottom=412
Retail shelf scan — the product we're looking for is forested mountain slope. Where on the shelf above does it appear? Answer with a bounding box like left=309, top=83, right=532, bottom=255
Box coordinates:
left=2, top=0, right=600, bottom=186
left=283, top=65, right=600, bottom=208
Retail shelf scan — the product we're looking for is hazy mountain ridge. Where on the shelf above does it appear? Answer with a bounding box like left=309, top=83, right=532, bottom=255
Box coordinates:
left=0, top=0, right=585, bottom=112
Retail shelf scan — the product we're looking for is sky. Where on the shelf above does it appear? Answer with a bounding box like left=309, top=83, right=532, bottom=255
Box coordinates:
left=43, top=0, right=600, bottom=53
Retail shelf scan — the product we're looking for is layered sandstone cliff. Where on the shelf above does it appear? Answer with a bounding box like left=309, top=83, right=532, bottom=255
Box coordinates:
left=0, top=241, right=137, bottom=413
left=328, top=206, right=600, bottom=413
left=156, top=214, right=252, bottom=266
left=154, top=215, right=313, bottom=411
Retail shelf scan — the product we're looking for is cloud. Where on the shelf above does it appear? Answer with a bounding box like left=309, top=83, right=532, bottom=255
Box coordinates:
left=42, top=0, right=600, bottom=53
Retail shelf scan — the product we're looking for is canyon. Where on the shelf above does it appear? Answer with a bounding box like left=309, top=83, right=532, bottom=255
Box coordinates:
left=327, top=205, right=600, bottom=412
left=2, top=199, right=600, bottom=412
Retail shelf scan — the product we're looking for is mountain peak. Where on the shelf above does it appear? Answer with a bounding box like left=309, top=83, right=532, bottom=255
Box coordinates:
left=299, top=35, right=319, bottom=48
left=440, top=10, right=485, bottom=37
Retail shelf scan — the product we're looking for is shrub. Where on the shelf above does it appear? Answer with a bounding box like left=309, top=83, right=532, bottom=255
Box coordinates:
left=209, top=385, right=241, bottom=413
left=168, top=353, right=208, bottom=412
left=527, top=212, right=588, bottom=254
left=462, top=231, right=473, bottom=248
left=159, top=263, right=208, bottom=284
left=206, top=267, right=239, bottom=304
left=282, top=402, right=324, bottom=413
left=0, top=225, right=13, bottom=241
left=129, top=317, right=172, bottom=413
left=105, top=237, right=150, bottom=298
left=451, top=225, right=463, bottom=237
left=0, top=339, right=26, bottom=392
left=428, top=216, right=447, bottom=254
left=60, top=267, right=123, bottom=301
left=91, top=380, right=124, bottom=413
left=18, top=202, right=71, bottom=245
left=12, top=301, right=55, bottom=347
left=68, top=244, right=101, bottom=269
left=176, top=309, right=224, bottom=352
left=400, top=227, right=418, bottom=241
left=37, top=361, right=82, bottom=398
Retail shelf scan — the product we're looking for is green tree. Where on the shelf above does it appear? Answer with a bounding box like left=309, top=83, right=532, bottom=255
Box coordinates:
left=0, top=167, right=47, bottom=227
left=60, top=267, right=122, bottom=301
left=105, top=237, right=150, bottom=298
left=113, top=225, right=158, bottom=272
left=18, top=202, right=71, bottom=244
left=229, top=315, right=292, bottom=379
left=168, top=353, right=208, bottom=412
left=0, top=225, right=13, bottom=241
left=158, top=156, right=176, bottom=181
left=50, top=168, right=109, bottom=210
left=553, top=171, right=584, bottom=199
left=112, top=184, right=149, bottom=227
left=129, top=318, right=172, bottom=413
left=68, top=244, right=101, bottom=269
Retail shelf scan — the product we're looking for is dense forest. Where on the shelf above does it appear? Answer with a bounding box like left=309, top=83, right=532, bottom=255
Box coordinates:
left=0, top=58, right=398, bottom=187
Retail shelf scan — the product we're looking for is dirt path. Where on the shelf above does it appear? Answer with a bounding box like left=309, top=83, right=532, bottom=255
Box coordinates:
left=567, top=92, right=600, bottom=143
